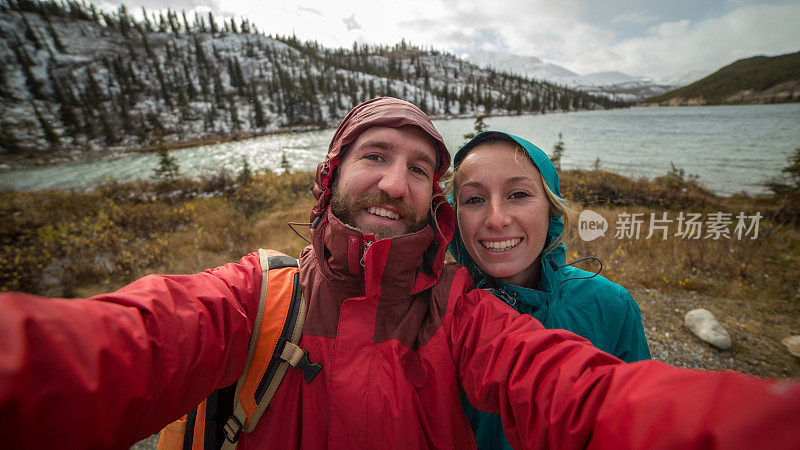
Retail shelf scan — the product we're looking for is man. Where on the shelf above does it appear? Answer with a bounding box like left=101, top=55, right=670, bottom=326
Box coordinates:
left=1, top=97, right=799, bottom=449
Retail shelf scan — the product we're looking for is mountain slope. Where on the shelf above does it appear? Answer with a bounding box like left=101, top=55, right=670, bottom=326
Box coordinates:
left=645, top=50, right=800, bottom=105
left=0, top=1, right=621, bottom=166
left=462, top=50, right=682, bottom=101
left=465, top=50, right=580, bottom=82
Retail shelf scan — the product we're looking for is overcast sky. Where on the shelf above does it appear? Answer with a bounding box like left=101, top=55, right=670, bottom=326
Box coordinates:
left=99, top=0, right=800, bottom=80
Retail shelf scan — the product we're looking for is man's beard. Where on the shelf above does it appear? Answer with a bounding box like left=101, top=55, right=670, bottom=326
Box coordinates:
left=330, top=189, right=429, bottom=240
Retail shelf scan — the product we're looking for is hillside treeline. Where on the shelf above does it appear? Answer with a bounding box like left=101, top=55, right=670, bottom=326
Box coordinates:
left=0, top=0, right=622, bottom=162
left=645, top=50, right=800, bottom=105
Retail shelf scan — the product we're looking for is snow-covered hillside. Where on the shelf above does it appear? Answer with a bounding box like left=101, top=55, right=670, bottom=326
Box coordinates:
left=0, top=1, right=622, bottom=165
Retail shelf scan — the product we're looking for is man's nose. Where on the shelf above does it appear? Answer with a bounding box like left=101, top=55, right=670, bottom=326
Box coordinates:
left=377, top=163, right=409, bottom=198
left=485, top=200, right=511, bottom=229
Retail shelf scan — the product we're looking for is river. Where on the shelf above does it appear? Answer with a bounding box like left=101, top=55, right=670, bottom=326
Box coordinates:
left=1, top=104, right=798, bottom=195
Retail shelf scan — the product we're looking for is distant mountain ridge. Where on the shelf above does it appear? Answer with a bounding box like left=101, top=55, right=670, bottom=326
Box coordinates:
left=645, top=50, right=800, bottom=106
left=464, top=50, right=689, bottom=102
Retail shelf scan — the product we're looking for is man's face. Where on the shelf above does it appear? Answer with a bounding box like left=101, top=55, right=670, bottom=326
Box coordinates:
left=330, top=125, right=437, bottom=239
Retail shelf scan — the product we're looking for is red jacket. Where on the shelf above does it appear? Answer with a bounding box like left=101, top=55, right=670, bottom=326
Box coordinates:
left=2, top=98, right=799, bottom=449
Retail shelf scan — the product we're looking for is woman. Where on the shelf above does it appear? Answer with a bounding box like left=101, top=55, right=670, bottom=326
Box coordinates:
left=448, top=131, right=650, bottom=449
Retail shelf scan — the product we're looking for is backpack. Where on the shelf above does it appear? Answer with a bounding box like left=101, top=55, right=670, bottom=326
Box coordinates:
left=156, top=249, right=322, bottom=450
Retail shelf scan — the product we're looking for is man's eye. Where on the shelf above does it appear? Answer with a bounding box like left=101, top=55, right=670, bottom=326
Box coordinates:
left=365, top=154, right=383, bottom=161
left=410, top=166, right=428, bottom=177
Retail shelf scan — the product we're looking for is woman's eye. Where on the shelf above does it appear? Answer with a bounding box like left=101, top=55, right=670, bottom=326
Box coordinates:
left=364, top=154, right=383, bottom=161
left=509, top=191, right=530, bottom=200
left=464, top=196, right=484, bottom=204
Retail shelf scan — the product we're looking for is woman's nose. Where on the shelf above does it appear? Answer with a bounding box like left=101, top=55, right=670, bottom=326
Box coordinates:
left=485, top=201, right=511, bottom=229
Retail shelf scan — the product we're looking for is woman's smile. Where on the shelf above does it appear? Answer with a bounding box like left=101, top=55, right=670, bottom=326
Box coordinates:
left=479, top=237, right=523, bottom=252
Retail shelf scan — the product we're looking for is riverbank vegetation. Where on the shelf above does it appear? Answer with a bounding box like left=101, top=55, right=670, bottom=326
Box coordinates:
left=1, top=164, right=798, bottom=376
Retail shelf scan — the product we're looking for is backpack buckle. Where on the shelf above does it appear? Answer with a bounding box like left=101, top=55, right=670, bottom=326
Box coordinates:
left=223, top=416, right=243, bottom=444
left=281, top=340, right=323, bottom=383
left=294, top=348, right=323, bottom=383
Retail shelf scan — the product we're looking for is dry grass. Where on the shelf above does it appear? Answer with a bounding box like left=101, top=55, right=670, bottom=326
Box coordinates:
left=0, top=171, right=315, bottom=297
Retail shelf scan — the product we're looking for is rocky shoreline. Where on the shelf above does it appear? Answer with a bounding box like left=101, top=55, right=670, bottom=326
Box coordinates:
left=634, top=286, right=799, bottom=378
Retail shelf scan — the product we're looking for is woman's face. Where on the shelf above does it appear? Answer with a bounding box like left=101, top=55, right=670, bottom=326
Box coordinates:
left=455, top=142, right=551, bottom=288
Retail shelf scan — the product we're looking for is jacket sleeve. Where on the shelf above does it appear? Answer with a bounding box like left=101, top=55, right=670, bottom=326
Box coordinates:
left=447, top=269, right=800, bottom=450
left=0, top=253, right=263, bottom=450
left=611, top=285, right=651, bottom=362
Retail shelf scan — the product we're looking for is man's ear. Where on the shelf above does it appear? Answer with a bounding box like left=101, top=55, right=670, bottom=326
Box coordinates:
left=328, top=168, right=339, bottom=193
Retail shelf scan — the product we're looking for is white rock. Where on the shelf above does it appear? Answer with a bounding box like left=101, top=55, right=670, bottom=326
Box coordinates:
left=782, top=336, right=800, bottom=359
left=684, top=308, right=732, bottom=350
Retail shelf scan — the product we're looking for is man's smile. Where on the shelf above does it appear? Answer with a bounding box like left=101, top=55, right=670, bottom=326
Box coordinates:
left=366, top=206, right=401, bottom=220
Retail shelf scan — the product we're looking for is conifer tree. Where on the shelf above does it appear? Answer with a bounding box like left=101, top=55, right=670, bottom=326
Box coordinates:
left=117, top=4, right=131, bottom=37
left=140, top=30, right=154, bottom=59
left=167, top=9, right=179, bottom=33
left=250, top=81, right=267, bottom=129
left=11, top=38, right=44, bottom=99
left=31, top=101, right=60, bottom=148
left=0, top=123, right=23, bottom=154
left=153, top=60, right=172, bottom=108
left=194, top=12, right=205, bottom=32
left=228, top=95, right=241, bottom=132
left=44, top=15, right=66, bottom=52
left=238, top=156, right=252, bottom=185
left=153, top=131, right=180, bottom=184
left=141, top=7, right=153, bottom=32
left=182, top=10, right=191, bottom=33
left=549, top=132, right=565, bottom=170
left=280, top=152, right=291, bottom=173
left=49, top=69, right=80, bottom=133
left=21, top=15, right=43, bottom=50
left=462, top=115, right=487, bottom=142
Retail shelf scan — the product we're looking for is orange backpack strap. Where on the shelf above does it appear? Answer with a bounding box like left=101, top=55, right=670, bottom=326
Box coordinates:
left=220, top=249, right=321, bottom=449
left=158, top=249, right=321, bottom=450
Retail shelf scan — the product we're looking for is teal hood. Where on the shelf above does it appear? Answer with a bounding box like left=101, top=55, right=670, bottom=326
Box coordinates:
left=447, top=131, right=567, bottom=293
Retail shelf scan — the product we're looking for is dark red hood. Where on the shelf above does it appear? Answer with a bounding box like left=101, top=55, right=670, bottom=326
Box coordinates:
left=304, top=97, right=454, bottom=295
left=310, top=97, right=451, bottom=225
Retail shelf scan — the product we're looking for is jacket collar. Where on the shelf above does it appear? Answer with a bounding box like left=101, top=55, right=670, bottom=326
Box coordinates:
left=311, top=203, right=455, bottom=301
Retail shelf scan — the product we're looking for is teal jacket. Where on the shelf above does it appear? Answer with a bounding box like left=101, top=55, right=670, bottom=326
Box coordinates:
left=448, top=131, right=651, bottom=450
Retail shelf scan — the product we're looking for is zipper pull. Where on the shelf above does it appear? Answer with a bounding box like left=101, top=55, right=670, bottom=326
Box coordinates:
left=360, top=239, right=373, bottom=267
left=497, top=288, right=518, bottom=307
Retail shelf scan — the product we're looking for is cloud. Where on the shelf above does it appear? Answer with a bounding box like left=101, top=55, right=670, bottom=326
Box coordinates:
left=420, top=0, right=800, bottom=79
left=298, top=6, right=323, bottom=16
left=342, top=13, right=361, bottom=31
left=611, top=11, right=659, bottom=25
left=103, top=0, right=800, bottom=80
left=609, top=2, right=800, bottom=78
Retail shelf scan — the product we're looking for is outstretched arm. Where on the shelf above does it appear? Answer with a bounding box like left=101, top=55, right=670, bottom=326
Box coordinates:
left=448, top=270, right=800, bottom=450
left=0, top=253, right=262, bottom=449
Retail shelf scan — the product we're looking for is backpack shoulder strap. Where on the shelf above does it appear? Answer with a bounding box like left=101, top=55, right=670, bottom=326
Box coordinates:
left=220, top=249, right=321, bottom=449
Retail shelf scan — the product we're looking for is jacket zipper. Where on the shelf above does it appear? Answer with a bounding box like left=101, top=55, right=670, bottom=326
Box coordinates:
left=360, top=239, right=373, bottom=267
left=497, top=288, right=518, bottom=306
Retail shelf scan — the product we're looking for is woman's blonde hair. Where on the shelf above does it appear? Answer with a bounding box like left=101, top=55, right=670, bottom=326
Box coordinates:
left=449, top=139, right=570, bottom=257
